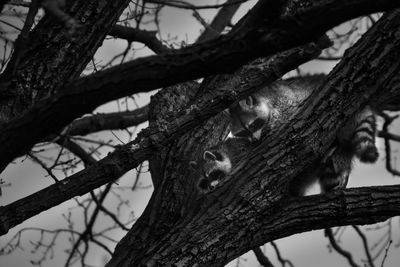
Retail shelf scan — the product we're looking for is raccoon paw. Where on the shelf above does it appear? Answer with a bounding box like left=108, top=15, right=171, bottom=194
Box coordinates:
left=320, top=172, right=349, bottom=193
left=357, top=143, right=379, bottom=163
left=321, top=179, right=342, bottom=193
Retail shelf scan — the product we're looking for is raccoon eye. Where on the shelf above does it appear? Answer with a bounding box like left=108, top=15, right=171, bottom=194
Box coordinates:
left=248, top=118, right=265, bottom=132
left=198, top=178, right=209, bottom=190
left=208, top=170, right=225, bottom=182
left=204, top=151, right=217, bottom=161
left=213, top=152, right=223, bottom=161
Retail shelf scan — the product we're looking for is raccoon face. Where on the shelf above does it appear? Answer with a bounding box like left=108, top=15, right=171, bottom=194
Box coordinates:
left=229, top=95, right=270, bottom=139
left=189, top=150, right=232, bottom=191
left=208, top=170, right=226, bottom=188
left=202, top=150, right=232, bottom=180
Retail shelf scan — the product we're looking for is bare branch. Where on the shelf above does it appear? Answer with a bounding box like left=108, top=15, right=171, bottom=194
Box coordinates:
left=196, top=0, right=243, bottom=43
left=28, top=152, right=60, bottom=182
left=270, top=242, right=294, bottom=267
left=106, top=10, right=400, bottom=265
left=352, top=226, right=374, bottom=267
left=90, top=191, right=130, bottom=231
left=65, top=183, right=113, bottom=266
left=146, top=0, right=247, bottom=10
left=253, top=247, right=274, bottom=267
left=0, top=38, right=328, bottom=235
left=380, top=240, right=392, bottom=267
left=109, top=25, right=169, bottom=54
left=378, top=112, right=400, bottom=176
left=1, top=0, right=39, bottom=79
left=55, top=137, right=97, bottom=167
left=325, top=228, right=361, bottom=267
left=63, top=105, right=149, bottom=137
left=0, top=0, right=132, bottom=124
left=0, top=0, right=398, bottom=172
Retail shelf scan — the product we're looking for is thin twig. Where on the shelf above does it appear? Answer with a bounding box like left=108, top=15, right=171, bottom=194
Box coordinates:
left=380, top=240, right=392, bottom=267
left=352, top=226, right=374, bottom=267
left=325, top=228, right=360, bottom=267
left=253, top=247, right=274, bottom=267
left=270, top=242, right=294, bottom=267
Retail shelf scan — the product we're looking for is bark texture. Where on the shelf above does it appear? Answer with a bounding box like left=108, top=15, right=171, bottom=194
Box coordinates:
left=0, top=38, right=328, bottom=235
left=1, top=1, right=400, bottom=266
left=105, top=10, right=400, bottom=267
left=0, top=0, right=131, bottom=122
left=0, top=0, right=398, bottom=172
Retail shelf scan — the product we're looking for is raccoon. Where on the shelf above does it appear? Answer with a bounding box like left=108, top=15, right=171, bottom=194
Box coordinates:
left=202, top=75, right=378, bottom=195
left=288, top=144, right=353, bottom=196
left=189, top=137, right=251, bottom=192
left=229, top=75, right=319, bottom=140
left=338, top=107, right=379, bottom=163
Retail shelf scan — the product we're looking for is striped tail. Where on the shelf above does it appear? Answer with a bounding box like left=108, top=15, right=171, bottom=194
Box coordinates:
left=352, top=106, right=379, bottom=163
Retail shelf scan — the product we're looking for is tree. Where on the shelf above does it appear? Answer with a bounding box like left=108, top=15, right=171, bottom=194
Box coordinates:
left=1, top=0, right=400, bottom=266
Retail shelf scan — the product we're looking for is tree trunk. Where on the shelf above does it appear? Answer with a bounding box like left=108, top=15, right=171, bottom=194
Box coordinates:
left=0, top=0, right=398, bottom=171
left=0, top=0, right=130, bottom=122
left=106, top=10, right=400, bottom=267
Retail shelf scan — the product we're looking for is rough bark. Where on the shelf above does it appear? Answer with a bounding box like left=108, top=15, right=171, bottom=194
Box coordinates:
left=1, top=1, right=400, bottom=266
left=105, top=11, right=400, bottom=266
left=0, top=38, right=327, bottom=236
left=62, top=105, right=149, bottom=137
left=0, top=0, right=131, bottom=122
left=0, top=0, right=398, bottom=172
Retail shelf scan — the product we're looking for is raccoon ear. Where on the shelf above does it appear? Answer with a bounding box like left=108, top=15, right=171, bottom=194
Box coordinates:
left=189, top=161, right=198, bottom=170
left=245, top=95, right=255, bottom=107
left=203, top=151, right=217, bottom=161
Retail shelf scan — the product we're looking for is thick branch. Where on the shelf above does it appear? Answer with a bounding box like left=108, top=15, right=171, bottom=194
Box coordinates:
left=105, top=10, right=400, bottom=266
left=0, top=0, right=131, bottom=122
left=109, top=25, right=169, bottom=54
left=196, top=0, right=242, bottom=43
left=55, top=137, right=97, bottom=166
left=107, top=184, right=400, bottom=266
left=380, top=112, right=400, bottom=176
left=0, top=0, right=398, bottom=171
left=0, top=145, right=149, bottom=236
left=147, top=0, right=246, bottom=10
left=270, top=186, right=400, bottom=244
left=0, top=38, right=328, bottom=235
left=63, top=105, right=149, bottom=137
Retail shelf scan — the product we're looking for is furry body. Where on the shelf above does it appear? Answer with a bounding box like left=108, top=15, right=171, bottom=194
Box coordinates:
left=194, top=75, right=378, bottom=194
left=190, top=137, right=251, bottom=192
